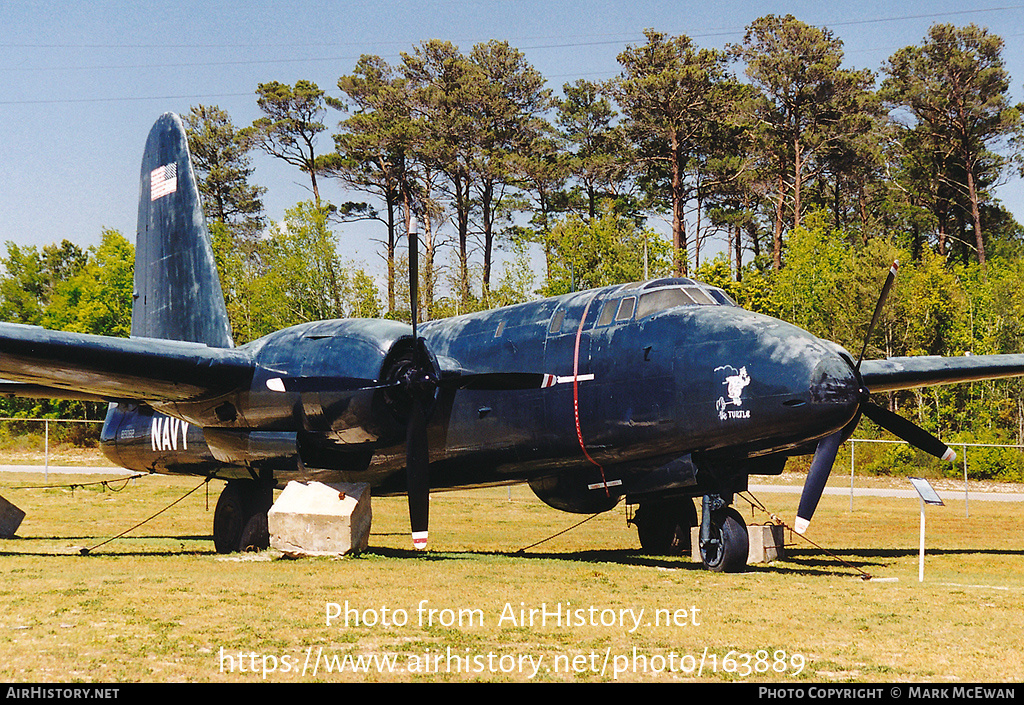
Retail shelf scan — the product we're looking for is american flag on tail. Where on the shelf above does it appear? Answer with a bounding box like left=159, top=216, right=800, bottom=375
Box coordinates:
left=150, top=163, right=177, bottom=201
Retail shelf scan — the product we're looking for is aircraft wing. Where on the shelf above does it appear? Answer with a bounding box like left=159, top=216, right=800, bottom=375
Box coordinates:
left=0, top=381, right=110, bottom=402
left=0, top=322, right=254, bottom=403
left=859, top=354, right=1024, bottom=393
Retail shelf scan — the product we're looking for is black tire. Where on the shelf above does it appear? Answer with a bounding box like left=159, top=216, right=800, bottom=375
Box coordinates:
left=213, top=482, right=246, bottom=554
left=635, top=499, right=697, bottom=556
left=239, top=512, right=270, bottom=552
left=699, top=507, right=748, bottom=573
left=213, top=480, right=273, bottom=553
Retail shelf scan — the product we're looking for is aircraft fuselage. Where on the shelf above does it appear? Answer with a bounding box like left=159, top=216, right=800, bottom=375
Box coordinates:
left=100, top=278, right=862, bottom=509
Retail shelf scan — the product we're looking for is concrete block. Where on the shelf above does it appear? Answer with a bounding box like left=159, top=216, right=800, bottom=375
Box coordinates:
left=268, top=481, right=371, bottom=557
left=0, top=494, right=25, bottom=538
left=747, top=523, right=785, bottom=563
left=690, top=523, right=786, bottom=565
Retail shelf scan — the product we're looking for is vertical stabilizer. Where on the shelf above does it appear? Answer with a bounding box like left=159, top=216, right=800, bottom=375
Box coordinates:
left=133, top=113, right=233, bottom=348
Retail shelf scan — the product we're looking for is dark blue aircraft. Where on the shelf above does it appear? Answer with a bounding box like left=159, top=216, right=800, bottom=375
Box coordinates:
left=3, top=114, right=1024, bottom=571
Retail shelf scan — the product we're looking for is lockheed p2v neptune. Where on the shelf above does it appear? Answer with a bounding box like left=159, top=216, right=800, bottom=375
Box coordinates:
left=3, top=113, right=1024, bottom=572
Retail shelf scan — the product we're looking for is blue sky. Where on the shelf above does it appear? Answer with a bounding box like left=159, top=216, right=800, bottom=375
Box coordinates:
left=2, top=1, right=1024, bottom=278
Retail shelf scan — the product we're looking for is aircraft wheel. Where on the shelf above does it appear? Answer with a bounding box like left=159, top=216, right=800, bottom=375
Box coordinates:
left=699, top=507, right=748, bottom=573
left=634, top=499, right=697, bottom=556
left=213, top=480, right=272, bottom=553
left=240, top=512, right=270, bottom=552
left=213, top=482, right=245, bottom=554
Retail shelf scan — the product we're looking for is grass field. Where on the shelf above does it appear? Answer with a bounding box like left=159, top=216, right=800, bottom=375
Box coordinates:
left=0, top=470, right=1021, bottom=683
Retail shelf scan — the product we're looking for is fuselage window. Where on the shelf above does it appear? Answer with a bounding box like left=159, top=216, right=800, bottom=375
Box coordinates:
left=548, top=308, right=565, bottom=335
left=597, top=299, right=618, bottom=326
left=616, top=296, right=636, bottom=322
left=636, top=288, right=696, bottom=319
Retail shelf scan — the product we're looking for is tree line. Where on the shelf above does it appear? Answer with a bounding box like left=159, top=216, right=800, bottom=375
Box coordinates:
left=187, top=15, right=1023, bottom=324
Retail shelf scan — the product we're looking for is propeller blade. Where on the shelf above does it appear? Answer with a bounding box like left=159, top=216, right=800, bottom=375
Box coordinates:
left=856, top=260, right=899, bottom=372
left=861, top=401, right=957, bottom=462
left=266, top=376, right=391, bottom=393
left=441, top=372, right=557, bottom=391
left=406, top=395, right=430, bottom=550
left=409, top=215, right=419, bottom=339
left=795, top=430, right=843, bottom=534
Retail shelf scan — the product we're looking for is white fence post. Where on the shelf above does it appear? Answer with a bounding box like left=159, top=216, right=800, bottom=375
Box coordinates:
left=849, top=439, right=855, bottom=511
left=963, top=444, right=969, bottom=519
left=842, top=437, right=1024, bottom=518
left=0, top=417, right=104, bottom=478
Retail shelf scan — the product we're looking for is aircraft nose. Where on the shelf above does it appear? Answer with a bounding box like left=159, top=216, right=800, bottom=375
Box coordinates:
left=803, top=349, right=861, bottom=428
left=809, top=351, right=860, bottom=404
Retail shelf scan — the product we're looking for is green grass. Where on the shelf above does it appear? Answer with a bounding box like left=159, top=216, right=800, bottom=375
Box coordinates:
left=0, top=472, right=1021, bottom=682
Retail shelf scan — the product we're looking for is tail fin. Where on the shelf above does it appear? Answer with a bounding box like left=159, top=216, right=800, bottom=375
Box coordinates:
left=132, top=113, right=234, bottom=348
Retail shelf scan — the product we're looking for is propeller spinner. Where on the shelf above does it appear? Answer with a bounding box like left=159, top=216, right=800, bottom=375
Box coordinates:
left=795, top=261, right=956, bottom=534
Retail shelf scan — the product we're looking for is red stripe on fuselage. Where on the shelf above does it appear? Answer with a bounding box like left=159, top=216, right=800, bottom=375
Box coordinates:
left=572, top=295, right=609, bottom=497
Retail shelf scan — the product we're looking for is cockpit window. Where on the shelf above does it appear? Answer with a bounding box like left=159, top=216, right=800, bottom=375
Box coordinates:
left=707, top=288, right=738, bottom=306
left=548, top=308, right=565, bottom=334
left=636, top=288, right=696, bottom=318
left=616, top=296, right=636, bottom=322
left=597, top=299, right=618, bottom=326
left=684, top=286, right=716, bottom=305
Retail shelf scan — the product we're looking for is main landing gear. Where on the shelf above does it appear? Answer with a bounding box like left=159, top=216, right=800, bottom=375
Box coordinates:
left=633, top=494, right=748, bottom=573
left=213, top=479, right=273, bottom=553
left=631, top=498, right=698, bottom=557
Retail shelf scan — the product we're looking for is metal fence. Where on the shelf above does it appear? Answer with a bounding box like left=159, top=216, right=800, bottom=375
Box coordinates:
left=0, top=417, right=105, bottom=481
left=845, top=437, right=1024, bottom=518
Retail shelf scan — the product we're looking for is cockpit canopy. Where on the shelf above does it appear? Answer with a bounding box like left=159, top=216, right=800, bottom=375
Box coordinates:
left=594, top=278, right=738, bottom=327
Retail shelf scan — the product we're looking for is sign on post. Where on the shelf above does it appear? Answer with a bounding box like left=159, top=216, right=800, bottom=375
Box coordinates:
left=908, top=477, right=944, bottom=582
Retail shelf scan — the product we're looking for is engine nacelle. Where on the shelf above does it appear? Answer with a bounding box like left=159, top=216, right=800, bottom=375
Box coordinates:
left=249, top=318, right=433, bottom=449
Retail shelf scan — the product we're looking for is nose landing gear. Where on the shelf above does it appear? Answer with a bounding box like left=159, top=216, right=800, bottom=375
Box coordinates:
left=632, top=494, right=748, bottom=572
left=698, top=494, right=748, bottom=573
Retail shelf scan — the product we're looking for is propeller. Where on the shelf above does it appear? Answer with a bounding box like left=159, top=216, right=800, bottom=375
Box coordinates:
left=795, top=260, right=957, bottom=534
left=265, top=216, right=556, bottom=550
left=404, top=215, right=432, bottom=550
left=403, top=337, right=434, bottom=551
left=398, top=217, right=559, bottom=549
left=855, top=261, right=899, bottom=373
left=272, top=215, right=437, bottom=550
